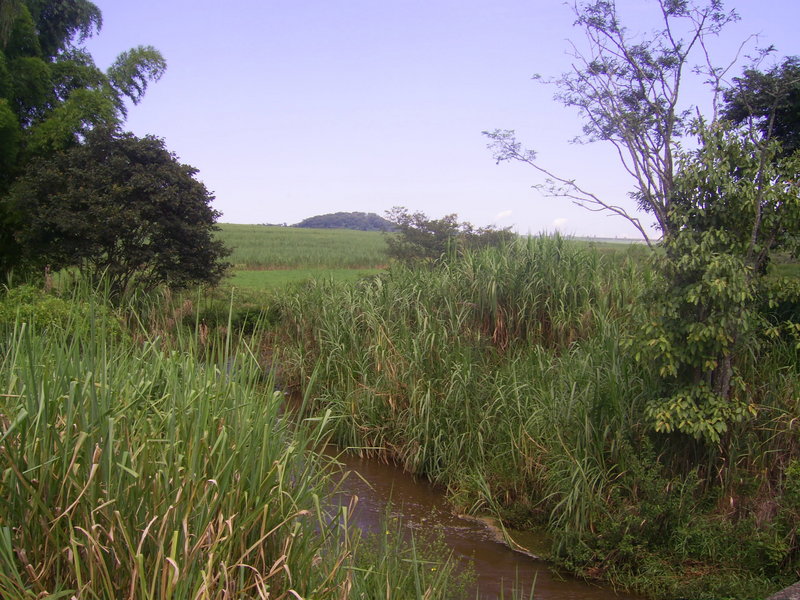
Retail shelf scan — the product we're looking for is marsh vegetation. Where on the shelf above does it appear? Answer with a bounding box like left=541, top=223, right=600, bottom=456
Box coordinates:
left=271, top=234, right=800, bottom=599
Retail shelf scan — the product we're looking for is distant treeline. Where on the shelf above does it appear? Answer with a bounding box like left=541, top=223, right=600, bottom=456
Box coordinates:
left=292, top=212, right=396, bottom=232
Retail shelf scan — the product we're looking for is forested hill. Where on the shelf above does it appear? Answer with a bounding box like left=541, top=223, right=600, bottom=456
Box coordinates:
left=292, top=212, right=395, bottom=231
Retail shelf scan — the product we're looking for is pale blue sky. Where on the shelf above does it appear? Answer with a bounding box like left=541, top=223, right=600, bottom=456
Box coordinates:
left=86, top=1, right=799, bottom=238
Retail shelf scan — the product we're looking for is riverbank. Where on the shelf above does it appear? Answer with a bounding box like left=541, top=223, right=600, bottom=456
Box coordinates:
left=0, top=284, right=468, bottom=598
left=272, top=236, right=800, bottom=599
left=326, top=446, right=644, bottom=599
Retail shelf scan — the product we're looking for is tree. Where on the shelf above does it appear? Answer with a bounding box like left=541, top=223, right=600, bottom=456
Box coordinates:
left=637, top=122, right=800, bottom=443
left=0, top=0, right=166, bottom=273
left=484, top=0, right=741, bottom=244
left=4, top=127, right=230, bottom=296
left=722, top=55, right=800, bottom=157
left=385, top=207, right=514, bottom=264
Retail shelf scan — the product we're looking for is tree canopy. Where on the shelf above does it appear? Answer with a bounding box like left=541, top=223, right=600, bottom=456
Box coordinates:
left=4, top=127, right=229, bottom=296
left=0, top=0, right=166, bottom=273
left=638, top=122, right=800, bottom=442
left=722, top=55, right=800, bottom=157
left=0, top=0, right=165, bottom=157
left=385, top=207, right=514, bottom=264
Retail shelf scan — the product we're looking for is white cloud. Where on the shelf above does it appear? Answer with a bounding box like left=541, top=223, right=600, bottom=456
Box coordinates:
left=494, top=210, right=513, bottom=221
left=553, top=217, right=568, bottom=229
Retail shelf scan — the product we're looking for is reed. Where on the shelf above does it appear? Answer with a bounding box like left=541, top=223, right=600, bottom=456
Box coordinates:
left=0, top=283, right=463, bottom=598
left=273, top=235, right=800, bottom=597
left=276, top=236, right=649, bottom=527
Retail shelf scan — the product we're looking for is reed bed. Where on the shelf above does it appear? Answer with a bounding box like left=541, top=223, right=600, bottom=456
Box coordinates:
left=277, top=236, right=649, bottom=524
left=274, top=235, right=800, bottom=598
left=217, top=224, right=389, bottom=270
left=0, top=285, right=463, bottom=599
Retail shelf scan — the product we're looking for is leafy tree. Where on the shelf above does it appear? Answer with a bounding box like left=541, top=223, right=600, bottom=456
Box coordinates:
left=483, top=0, right=800, bottom=447
left=484, top=0, right=740, bottom=244
left=722, top=55, right=800, bottom=157
left=0, top=0, right=166, bottom=273
left=637, top=122, right=800, bottom=443
left=4, top=127, right=230, bottom=296
left=385, top=206, right=514, bottom=264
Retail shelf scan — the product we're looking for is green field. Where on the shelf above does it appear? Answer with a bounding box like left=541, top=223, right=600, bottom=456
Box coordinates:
left=217, top=223, right=389, bottom=269
left=216, top=224, right=389, bottom=290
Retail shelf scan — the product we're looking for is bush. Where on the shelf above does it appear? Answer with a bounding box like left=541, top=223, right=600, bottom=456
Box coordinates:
left=0, top=284, right=75, bottom=328
left=384, top=206, right=514, bottom=264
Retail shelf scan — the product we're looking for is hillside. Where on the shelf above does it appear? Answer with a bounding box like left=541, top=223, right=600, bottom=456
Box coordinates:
left=292, top=211, right=395, bottom=231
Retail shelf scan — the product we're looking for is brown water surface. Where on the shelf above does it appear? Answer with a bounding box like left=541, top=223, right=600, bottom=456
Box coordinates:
left=327, top=449, right=643, bottom=600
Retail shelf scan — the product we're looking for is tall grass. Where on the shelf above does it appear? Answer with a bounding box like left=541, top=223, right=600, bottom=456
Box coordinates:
left=0, top=283, right=463, bottom=599
left=276, top=236, right=649, bottom=524
left=273, top=235, right=800, bottom=598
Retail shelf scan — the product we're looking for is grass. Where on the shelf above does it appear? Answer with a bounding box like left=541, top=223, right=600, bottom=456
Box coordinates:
left=217, top=224, right=389, bottom=270
left=226, top=267, right=383, bottom=290
left=771, top=253, right=800, bottom=279
left=271, top=234, right=800, bottom=599
left=0, top=283, right=466, bottom=599
left=7, top=227, right=797, bottom=599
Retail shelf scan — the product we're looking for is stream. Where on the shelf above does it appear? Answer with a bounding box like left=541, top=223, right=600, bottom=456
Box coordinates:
left=326, top=448, right=643, bottom=600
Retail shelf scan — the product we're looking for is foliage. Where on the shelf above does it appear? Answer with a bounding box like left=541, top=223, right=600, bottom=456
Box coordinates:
left=485, top=0, right=740, bottom=243
left=723, top=55, right=800, bottom=157
left=0, top=0, right=164, bottom=149
left=293, top=210, right=395, bottom=231
left=667, top=125, right=800, bottom=271
left=784, top=459, right=800, bottom=508
left=638, top=231, right=758, bottom=442
left=4, top=127, right=230, bottom=297
left=0, top=0, right=166, bottom=274
left=276, top=235, right=643, bottom=505
left=482, top=0, right=800, bottom=452
left=273, top=237, right=800, bottom=598
left=636, top=123, right=800, bottom=443
left=0, top=282, right=72, bottom=326
left=384, top=206, right=514, bottom=264
left=0, top=282, right=465, bottom=599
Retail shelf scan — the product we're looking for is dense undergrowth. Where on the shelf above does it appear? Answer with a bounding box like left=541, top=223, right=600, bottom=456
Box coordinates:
left=273, top=236, right=800, bottom=599
left=0, top=283, right=466, bottom=599
left=3, top=236, right=797, bottom=599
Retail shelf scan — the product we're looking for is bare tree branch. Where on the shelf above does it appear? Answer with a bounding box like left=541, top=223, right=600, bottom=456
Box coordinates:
left=483, top=129, right=653, bottom=245
left=486, top=0, right=747, bottom=243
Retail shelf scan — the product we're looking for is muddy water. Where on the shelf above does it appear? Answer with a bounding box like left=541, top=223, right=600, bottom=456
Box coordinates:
left=327, top=449, right=642, bottom=600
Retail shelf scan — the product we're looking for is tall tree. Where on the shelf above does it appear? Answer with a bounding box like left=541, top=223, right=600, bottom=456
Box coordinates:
left=0, top=0, right=166, bottom=273
left=638, top=122, right=800, bottom=443
left=484, top=0, right=740, bottom=244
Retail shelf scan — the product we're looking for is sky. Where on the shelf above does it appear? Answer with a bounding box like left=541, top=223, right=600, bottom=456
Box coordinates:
left=84, top=0, right=800, bottom=239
